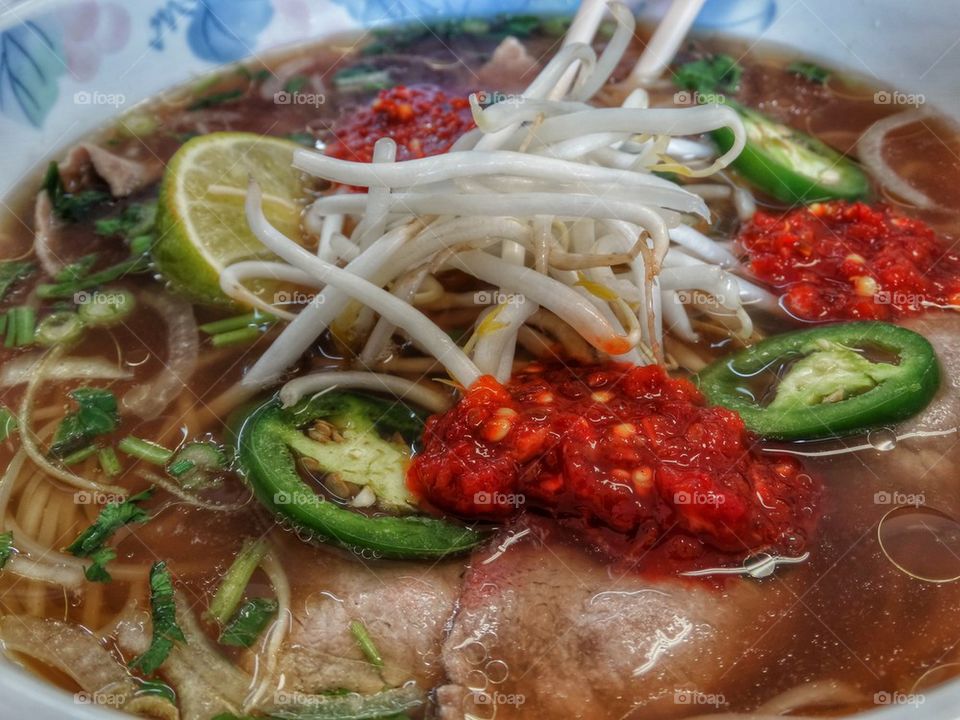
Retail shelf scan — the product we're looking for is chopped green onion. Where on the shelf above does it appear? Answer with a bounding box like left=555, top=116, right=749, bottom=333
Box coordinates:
left=167, top=458, right=195, bottom=477
left=35, top=311, right=84, bottom=347
left=219, top=597, right=278, bottom=647
left=211, top=327, right=263, bottom=348
left=37, top=242, right=151, bottom=300
left=0, top=407, right=18, bottom=442
left=333, top=65, right=392, bottom=92
left=54, top=254, right=99, bottom=283
left=350, top=620, right=384, bottom=669
left=167, top=441, right=225, bottom=489
left=4, top=306, right=35, bottom=348
left=62, top=445, right=97, bottom=466
left=98, top=447, right=122, bottom=476
left=199, top=311, right=275, bottom=335
left=206, top=538, right=268, bottom=625
left=119, top=436, right=173, bottom=465
left=0, top=532, right=14, bottom=569
left=77, top=289, right=135, bottom=326
left=130, top=562, right=185, bottom=674
left=188, top=88, right=245, bottom=111
left=129, top=234, right=154, bottom=256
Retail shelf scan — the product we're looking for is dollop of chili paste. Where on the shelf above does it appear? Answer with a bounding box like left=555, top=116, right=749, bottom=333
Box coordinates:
left=326, top=84, right=475, bottom=164
left=740, top=201, right=960, bottom=321
left=409, top=363, right=820, bottom=561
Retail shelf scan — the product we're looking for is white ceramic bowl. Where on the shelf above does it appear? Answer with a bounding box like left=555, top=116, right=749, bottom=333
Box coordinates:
left=1, top=0, right=958, bottom=717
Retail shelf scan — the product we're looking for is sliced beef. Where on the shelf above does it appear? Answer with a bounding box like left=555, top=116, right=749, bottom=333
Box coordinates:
left=252, top=534, right=464, bottom=695
left=477, top=37, right=540, bottom=90
left=439, top=519, right=803, bottom=719
left=112, top=595, right=251, bottom=720
left=59, top=142, right=162, bottom=198
left=896, top=313, right=960, bottom=436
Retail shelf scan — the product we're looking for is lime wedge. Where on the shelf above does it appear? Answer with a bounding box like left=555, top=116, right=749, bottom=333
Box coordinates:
left=153, top=132, right=308, bottom=305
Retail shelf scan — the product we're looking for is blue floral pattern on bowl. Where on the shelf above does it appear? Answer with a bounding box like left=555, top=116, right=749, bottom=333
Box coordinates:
left=331, top=0, right=580, bottom=24
left=149, top=0, right=275, bottom=63
left=0, top=19, right=65, bottom=127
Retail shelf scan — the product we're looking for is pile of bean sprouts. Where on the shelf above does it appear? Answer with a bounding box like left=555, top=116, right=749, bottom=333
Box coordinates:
left=223, top=1, right=775, bottom=399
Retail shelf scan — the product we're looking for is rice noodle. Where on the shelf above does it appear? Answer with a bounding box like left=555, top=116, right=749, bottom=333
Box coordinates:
left=123, top=291, right=199, bottom=420
left=857, top=109, right=939, bottom=209
left=0, top=448, right=148, bottom=584
left=279, top=371, right=452, bottom=414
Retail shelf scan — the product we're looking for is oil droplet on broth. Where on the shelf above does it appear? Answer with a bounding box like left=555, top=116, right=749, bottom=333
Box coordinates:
left=867, top=427, right=898, bottom=452
left=485, top=659, right=509, bottom=684
left=878, top=505, right=960, bottom=583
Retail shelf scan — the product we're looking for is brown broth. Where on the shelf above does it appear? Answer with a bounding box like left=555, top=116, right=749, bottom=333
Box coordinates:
left=1, top=16, right=960, bottom=719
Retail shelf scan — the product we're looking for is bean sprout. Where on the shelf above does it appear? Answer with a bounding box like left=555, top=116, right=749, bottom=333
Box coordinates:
left=231, top=0, right=754, bottom=391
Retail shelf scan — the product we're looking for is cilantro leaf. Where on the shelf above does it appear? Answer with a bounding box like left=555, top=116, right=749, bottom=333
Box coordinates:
left=0, top=531, right=14, bottom=569
left=65, top=489, right=153, bottom=580
left=84, top=547, right=117, bottom=582
left=218, top=597, right=278, bottom=647
left=787, top=60, right=830, bottom=85
left=50, top=387, right=120, bottom=458
left=42, top=162, right=110, bottom=223
left=130, top=562, right=185, bottom=675
left=674, top=54, right=743, bottom=96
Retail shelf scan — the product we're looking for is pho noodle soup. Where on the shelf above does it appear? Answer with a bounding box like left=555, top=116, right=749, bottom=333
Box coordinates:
left=0, top=6, right=958, bottom=719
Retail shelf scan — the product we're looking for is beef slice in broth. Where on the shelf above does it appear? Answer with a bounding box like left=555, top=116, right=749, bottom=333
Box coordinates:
left=438, top=519, right=806, bottom=719
left=257, top=535, right=464, bottom=694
